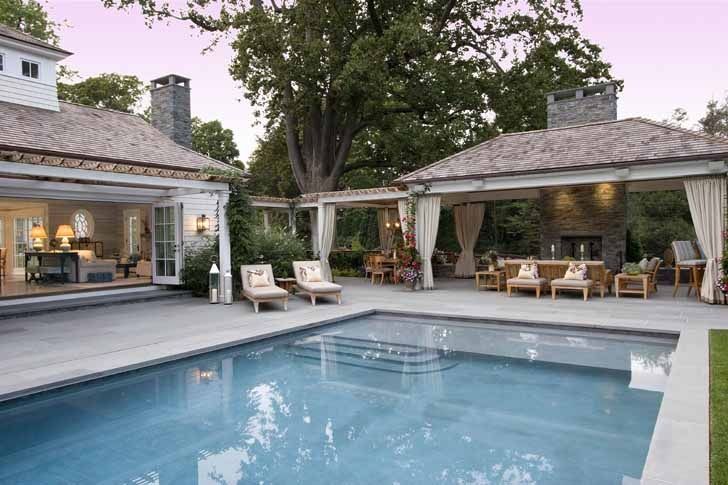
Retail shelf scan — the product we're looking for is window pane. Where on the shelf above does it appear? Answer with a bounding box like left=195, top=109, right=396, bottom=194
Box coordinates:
left=0, top=54, right=4, bottom=71
left=22, top=61, right=29, bottom=77
left=156, top=260, right=166, bottom=277
left=166, top=261, right=176, bottom=277
left=31, top=62, right=38, bottom=78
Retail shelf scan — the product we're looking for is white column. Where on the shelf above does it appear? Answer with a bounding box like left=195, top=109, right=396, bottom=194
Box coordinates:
left=310, top=208, right=320, bottom=256
left=289, top=208, right=296, bottom=234
left=262, top=209, right=272, bottom=233
left=217, top=190, right=231, bottom=302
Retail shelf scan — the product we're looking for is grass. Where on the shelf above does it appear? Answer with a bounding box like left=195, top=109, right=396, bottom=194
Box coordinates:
left=710, top=330, right=728, bottom=485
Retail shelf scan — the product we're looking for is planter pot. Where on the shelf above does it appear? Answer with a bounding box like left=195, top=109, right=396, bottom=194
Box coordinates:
left=404, top=279, right=416, bottom=290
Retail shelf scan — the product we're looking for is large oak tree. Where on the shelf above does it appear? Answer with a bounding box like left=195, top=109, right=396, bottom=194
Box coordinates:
left=103, top=0, right=614, bottom=194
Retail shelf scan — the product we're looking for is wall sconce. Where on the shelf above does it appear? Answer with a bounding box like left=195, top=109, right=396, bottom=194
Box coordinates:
left=196, top=214, right=210, bottom=233
left=385, top=221, right=391, bottom=229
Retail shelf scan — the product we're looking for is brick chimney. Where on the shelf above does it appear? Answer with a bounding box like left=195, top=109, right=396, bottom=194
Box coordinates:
left=150, top=74, right=192, bottom=147
left=546, top=82, right=617, bottom=129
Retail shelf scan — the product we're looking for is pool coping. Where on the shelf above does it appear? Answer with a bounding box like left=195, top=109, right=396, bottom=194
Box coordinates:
left=0, top=307, right=707, bottom=485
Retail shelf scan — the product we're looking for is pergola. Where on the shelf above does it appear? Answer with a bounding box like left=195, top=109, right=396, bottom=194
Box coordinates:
left=252, top=117, right=728, bottom=303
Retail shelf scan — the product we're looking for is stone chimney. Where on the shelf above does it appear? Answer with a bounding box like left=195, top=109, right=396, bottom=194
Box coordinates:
left=546, top=82, right=617, bottom=129
left=150, top=74, right=192, bottom=147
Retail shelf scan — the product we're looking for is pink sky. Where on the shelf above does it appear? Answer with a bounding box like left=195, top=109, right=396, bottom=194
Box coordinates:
left=48, top=0, right=728, bottom=163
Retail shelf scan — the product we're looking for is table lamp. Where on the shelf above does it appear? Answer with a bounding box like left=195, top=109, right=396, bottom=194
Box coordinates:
left=30, top=224, right=48, bottom=251
left=55, top=224, right=75, bottom=251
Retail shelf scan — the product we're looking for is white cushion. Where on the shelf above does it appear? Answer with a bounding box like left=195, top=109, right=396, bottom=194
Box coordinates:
left=507, top=277, right=546, bottom=287
left=638, top=258, right=649, bottom=273
left=552, top=278, right=593, bottom=288
left=245, top=286, right=288, bottom=299
left=298, top=281, right=342, bottom=294
left=247, top=270, right=270, bottom=288
left=517, top=263, right=538, bottom=279
left=301, top=265, right=322, bottom=282
left=564, top=262, right=587, bottom=280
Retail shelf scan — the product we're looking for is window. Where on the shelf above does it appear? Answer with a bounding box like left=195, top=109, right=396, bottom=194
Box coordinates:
left=0, top=54, right=4, bottom=72
left=71, top=209, right=94, bottom=239
left=21, top=59, right=39, bottom=79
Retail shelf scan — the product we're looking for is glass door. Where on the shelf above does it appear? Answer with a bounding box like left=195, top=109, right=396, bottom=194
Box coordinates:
left=152, top=202, right=183, bottom=285
left=13, top=216, right=43, bottom=273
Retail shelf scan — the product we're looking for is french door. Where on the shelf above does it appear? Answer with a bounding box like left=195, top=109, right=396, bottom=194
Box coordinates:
left=152, top=202, right=183, bottom=285
left=13, top=216, right=43, bottom=273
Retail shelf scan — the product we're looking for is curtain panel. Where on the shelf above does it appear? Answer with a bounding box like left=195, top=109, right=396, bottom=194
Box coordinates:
left=318, top=203, right=337, bottom=282
left=416, top=195, right=441, bottom=290
left=684, top=176, right=727, bottom=303
left=454, top=203, right=485, bottom=277
left=397, top=199, right=408, bottom=244
left=376, top=208, right=394, bottom=254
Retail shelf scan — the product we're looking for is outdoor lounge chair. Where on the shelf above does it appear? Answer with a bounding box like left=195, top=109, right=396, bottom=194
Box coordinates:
left=671, top=241, right=706, bottom=300
left=292, top=260, right=342, bottom=306
left=240, top=264, right=288, bottom=313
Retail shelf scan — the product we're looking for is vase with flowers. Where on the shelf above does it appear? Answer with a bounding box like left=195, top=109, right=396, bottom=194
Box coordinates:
left=481, top=249, right=498, bottom=272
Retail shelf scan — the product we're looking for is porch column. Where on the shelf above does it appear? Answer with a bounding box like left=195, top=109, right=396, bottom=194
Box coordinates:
left=217, top=190, right=232, bottom=302
left=310, top=209, right=320, bottom=255
left=289, top=207, right=297, bottom=235
left=262, top=209, right=272, bottom=233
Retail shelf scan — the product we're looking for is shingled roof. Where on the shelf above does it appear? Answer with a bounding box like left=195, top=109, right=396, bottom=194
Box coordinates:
left=0, top=100, right=232, bottom=175
left=0, top=24, right=72, bottom=55
left=397, top=118, right=728, bottom=184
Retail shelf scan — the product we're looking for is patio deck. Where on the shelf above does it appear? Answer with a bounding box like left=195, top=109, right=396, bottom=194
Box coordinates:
left=0, top=277, right=724, bottom=484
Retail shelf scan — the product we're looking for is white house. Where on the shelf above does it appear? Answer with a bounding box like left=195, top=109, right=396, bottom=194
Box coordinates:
left=0, top=24, right=233, bottom=300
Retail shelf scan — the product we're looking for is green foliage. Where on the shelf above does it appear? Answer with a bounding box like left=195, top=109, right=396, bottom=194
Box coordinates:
left=57, top=73, right=147, bottom=113
left=330, top=250, right=365, bottom=276
left=244, top=227, right=308, bottom=278
left=699, top=96, right=728, bottom=138
left=191, top=117, right=240, bottom=165
left=710, top=330, right=728, bottom=485
left=181, top=237, right=218, bottom=296
left=104, top=0, right=614, bottom=194
left=627, top=191, right=695, bottom=259
left=622, top=262, right=641, bottom=276
left=0, top=0, right=59, bottom=44
left=333, top=267, right=361, bottom=278
left=226, top=179, right=256, bottom=292
left=246, top=124, right=300, bottom=198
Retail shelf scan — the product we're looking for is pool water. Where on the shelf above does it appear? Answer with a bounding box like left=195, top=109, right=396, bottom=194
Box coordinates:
left=0, top=314, right=675, bottom=485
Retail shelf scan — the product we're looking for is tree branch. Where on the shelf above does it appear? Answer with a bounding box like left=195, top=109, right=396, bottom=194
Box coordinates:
left=433, top=0, right=457, bottom=35
left=282, top=83, right=306, bottom=193
left=367, top=0, right=384, bottom=36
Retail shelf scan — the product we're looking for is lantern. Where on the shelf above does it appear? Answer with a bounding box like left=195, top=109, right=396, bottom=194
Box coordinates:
left=209, top=261, right=220, bottom=304
left=224, top=271, right=233, bottom=305
left=196, top=214, right=210, bottom=232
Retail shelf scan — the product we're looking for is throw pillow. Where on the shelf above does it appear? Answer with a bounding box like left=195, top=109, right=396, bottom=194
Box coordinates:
left=638, top=258, right=649, bottom=273
left=517, top=263, right=538, bottom=279
left=646, top=257, right=660, bottom=273
left=247, top=270, right=270, bottom=288
left=564, top=262, right=588, bottom=280
left=303, top=266, right=323, bottom=282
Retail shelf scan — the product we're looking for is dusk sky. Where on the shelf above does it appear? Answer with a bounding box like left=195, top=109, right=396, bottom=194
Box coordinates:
left=48, top=0, right=728, bottom=164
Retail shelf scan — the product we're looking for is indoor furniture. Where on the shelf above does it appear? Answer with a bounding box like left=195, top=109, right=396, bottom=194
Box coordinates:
left=25, top=251, right=78, bottom=283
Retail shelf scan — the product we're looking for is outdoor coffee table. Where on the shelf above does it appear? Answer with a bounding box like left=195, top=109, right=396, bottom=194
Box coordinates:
left=275, top=277, right=297, bottom=294
left=615, top=273, right=651, bottom=299
left=475, top=270, right=505, bottom=292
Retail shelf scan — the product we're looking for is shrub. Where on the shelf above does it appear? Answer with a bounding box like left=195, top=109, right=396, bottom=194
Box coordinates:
left=244, top=227, right=308, bottom=278
left=182, top=237, right=219, bottom=296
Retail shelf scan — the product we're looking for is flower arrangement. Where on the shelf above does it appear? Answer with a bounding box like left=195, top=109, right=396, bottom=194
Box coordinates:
left=717, top=230, right=728, bottom=295
left=399, top=195, right=422, bottom=286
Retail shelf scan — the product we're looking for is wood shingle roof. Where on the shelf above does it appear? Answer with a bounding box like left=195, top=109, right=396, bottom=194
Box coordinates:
left=397, top=118, right=728, bottom=184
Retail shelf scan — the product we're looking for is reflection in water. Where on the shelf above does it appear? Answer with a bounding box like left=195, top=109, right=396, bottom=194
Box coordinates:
left=0, top=315, right=675, bottom=485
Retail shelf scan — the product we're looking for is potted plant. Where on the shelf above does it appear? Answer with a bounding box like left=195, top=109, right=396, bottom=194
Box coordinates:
left=481, top=249, right=499, bottom=272
left=622, top=262, right=642, bottom=276
left=400, top=195, right=422, bottom=290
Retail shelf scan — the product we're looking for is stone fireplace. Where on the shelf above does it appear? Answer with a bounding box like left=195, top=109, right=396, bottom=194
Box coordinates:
left=539, top=184, right=627, bottom=270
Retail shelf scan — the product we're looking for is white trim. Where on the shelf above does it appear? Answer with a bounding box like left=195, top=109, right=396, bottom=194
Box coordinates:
left=250, top=199, right=290, bottom=209
left=0, top=161, right=230, bottom=191
left=316, top=190, right=408, bottom=205
left=417, top=160, right=728, bottom=194
left=0, top=37, right=69, bottom=61
left=0, top=177, right=176, bottom=203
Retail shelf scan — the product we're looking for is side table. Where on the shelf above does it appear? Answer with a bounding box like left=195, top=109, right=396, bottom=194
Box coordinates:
left=475, top=270, right=505, bottom=292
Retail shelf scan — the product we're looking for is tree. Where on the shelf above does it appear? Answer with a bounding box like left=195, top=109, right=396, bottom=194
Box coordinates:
left=0, top=0, right=59, bottom=44
left=699, top=96, right=728, bottom=137
left=103, top=0, right=614, bottom=193
left=191, top=117, right=241, bottom=165
left=247, top=124, right=300, bottom=198
left=58, top=73, right=146, bottom=113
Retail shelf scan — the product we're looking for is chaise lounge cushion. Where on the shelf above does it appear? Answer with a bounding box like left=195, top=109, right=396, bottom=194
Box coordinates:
left=677, top=259, right=707, bottom=266
left=297, top=281, right=342, bottom=294
left=507, top=277, right=547, bottom=287
left=244, top=286, right=288, bottom=299
left=551, top=278, right=594, bottom=288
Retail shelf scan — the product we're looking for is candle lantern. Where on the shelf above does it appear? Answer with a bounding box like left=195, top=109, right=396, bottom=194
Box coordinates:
left=579, top=244, right=585, bottom=261
left=224, top=271, right=233, bottom=305
left=209, top=261, right=220, bottom=304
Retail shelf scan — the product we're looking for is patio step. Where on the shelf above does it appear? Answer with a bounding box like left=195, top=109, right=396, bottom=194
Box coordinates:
left=286, top=334, right=458, bottom=374
left=0, top=286, right=191, bottom=319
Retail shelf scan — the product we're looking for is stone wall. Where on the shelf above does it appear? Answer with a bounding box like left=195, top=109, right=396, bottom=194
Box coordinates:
left=539, top=184, right=627, bottom=270
left=151, top=82, right=191, bottom=148
left=546, top=84, right=617, bottom=129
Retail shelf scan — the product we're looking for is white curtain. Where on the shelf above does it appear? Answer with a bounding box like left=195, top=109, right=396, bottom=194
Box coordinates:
left=318, top=203, right=336, bottom=281
left=454, top=203, right=485, bottom=277
left=416, top=195, right=441, bottom=290
left=684, top=176, right=727, bottom=303
left=376, top=208, right=393, bottom=253
left=397, top=199, right=408, bottom=243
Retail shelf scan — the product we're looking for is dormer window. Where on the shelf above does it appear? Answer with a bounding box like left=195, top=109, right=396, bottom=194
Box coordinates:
left=21, top=59, right=39, bottom=79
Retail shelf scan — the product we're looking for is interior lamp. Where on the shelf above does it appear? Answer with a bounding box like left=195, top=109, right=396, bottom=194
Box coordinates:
left=29, top=224, right=48, bottom=251
left=55, top=224, right=75, bottom=251
left=196, top=214, right=210, bottom=232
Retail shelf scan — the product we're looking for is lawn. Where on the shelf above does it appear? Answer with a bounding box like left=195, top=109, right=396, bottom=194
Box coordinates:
left=710, top=330, right=728, bottom=485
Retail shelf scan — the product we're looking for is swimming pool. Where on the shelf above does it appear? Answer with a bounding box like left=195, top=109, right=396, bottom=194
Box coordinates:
left=0, top=313, right=675, bottom=484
